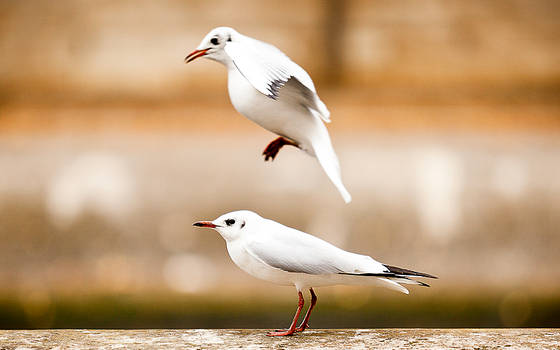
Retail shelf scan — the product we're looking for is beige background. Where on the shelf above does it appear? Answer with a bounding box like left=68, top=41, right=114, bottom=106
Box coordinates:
left=0, top=0, right=558, bottom=328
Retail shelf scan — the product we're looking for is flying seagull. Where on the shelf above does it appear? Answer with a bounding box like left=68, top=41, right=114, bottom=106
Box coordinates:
left=193, top=210, right=437, bottom=336
left=185, top=27, right=352, bottom=203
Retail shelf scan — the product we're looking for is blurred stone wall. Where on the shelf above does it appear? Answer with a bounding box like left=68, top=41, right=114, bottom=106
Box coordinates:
left=0, top=0, right=558, bottom=104
left=1, top=133, right=559, bottom=295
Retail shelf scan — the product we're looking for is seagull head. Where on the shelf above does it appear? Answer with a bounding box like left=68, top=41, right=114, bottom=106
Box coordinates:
left=193, top=210, right=259, bottom=241
left=185, top=26, right=238, bottom=65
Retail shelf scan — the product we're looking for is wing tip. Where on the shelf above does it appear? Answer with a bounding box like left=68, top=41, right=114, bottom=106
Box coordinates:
left=383, top=264, right=438, bottom=279
left=266, top=79, right=287, bottom=100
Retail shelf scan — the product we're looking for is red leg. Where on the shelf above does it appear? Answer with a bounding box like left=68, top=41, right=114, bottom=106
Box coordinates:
left=266, top=291, right=304, bottom=336
left=262, top=137, right=298, bottom=161
left=296, top=288, right=317, bottom=332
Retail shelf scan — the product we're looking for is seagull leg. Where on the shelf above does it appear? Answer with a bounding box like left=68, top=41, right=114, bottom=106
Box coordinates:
left=296, top=288, right=317, bottom=332
left=266, top=291, right=304, bottom=336
left=262, top=137, right=298, bottom=161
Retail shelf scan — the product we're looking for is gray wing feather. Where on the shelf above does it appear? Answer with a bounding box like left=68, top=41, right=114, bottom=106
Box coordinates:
left=245, top=220, right=390, bottom=276
left=224, top=38, right=330, bottom=121
left=245, top=237, right=345, bottom=275
left=249, top=244, right=342, bottom=275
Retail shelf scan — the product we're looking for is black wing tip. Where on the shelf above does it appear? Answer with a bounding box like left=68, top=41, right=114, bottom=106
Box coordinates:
left=266, top=78, right=289, bottom=100
left=383, top=264, right=438, bottom=279
left=417, top=280, right=431, bottom=287
left=266, top=93, right=279, bottom=100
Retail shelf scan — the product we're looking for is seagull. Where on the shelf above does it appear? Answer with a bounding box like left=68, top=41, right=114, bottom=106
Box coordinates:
left=193, top=210, right=437, bottom=336
left=185, top=27, right=352, bottom=203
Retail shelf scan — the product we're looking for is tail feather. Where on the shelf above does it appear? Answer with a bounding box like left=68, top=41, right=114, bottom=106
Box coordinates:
left=379, top=277, right=409, bottom=294
left=339, top=264, right=436, bottom=291
left=311, top=134, right=352, bottom=203
left=339, top=273, right=432, bottom=288
left=388, top=277, right=431, bottom=287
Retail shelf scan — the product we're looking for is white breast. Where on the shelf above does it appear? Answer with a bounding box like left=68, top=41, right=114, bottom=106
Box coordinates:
left=226, top=67, right=321, bottom=154
left=227, top=68, right=282, bottom=130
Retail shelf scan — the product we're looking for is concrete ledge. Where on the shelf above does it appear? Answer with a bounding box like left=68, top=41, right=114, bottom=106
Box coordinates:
left=0, top=329, right=558, bottom=349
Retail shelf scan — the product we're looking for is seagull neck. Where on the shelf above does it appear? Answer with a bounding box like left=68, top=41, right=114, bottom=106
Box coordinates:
left=223, top=59, right=236, bottom=71
left=216, top=229, right=237, bottom=242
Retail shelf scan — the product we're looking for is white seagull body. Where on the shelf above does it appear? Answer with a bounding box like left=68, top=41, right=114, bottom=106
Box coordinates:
left=193, top=210, right=437, bottom=336
left=185, top=27, right=352, bottom=203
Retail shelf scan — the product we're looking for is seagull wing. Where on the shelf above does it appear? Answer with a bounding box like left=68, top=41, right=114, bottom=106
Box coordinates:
left=245, top=221, right=389, bottom=276
left=224, top=39, right=331, bottom=122
left=246, top=237, right=344, bottom=275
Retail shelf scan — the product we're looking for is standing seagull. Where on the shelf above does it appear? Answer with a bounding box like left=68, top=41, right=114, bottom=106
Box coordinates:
left=193, top=210, right=437, bottom=336
left=185, top=27, right=352, bottom=203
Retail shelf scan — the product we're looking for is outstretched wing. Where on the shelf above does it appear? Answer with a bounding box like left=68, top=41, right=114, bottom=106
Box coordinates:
left=224, top=39, right=331, bottom=122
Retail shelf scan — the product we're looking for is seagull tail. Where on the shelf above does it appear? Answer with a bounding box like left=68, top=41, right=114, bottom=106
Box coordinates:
left=311, top=132, right=352, bottom=203
left=340, top=264, right=436, bottom=292
left=385, top=264, right=438, bottom=288
left=378, top=278, right=410, bottom=294
left=387, top=277, right=431, bottom=288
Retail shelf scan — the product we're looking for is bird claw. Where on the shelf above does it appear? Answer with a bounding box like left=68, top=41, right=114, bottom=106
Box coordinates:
left=262, top=138, right=284, bottom=161
left=270, top=325, right=308, bottom=334
left=266, top=330, right=296, bottom=337
left=262, top=149, right=278, bottom=161
left=262, top=137, right=298, bottom=162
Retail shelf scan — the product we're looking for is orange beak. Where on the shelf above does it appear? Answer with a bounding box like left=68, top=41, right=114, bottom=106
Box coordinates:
left=185, top=48, right=209, bottom=63
left=192, top=221, right=218, bottom=228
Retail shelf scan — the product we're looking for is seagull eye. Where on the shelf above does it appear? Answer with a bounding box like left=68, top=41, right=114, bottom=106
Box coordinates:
left=210, top=37, right=219, bottom=45
left=225, top=219, right=235, bottom=226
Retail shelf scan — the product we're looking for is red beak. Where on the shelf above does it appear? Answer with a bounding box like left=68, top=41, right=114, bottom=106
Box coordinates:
left=185, top=48, right=209, bottom=63
left=193, top=221, right=217, bottom=228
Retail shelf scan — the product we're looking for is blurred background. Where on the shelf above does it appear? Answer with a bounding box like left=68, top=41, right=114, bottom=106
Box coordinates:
left=1, top=0, right=559, bottom=329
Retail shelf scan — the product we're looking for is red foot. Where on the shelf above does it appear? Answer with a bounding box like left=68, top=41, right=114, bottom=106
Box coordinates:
left=272, top=324, right=311, bottom=333
left=266, top=289, right=317, bottom=337
left=266, top=329, right=297, bottom=337
left=295, top=288, right=317, bottom=332
left=266, top=291, right=304, bottom=337
left=262, top=137, right=297, bottom=161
